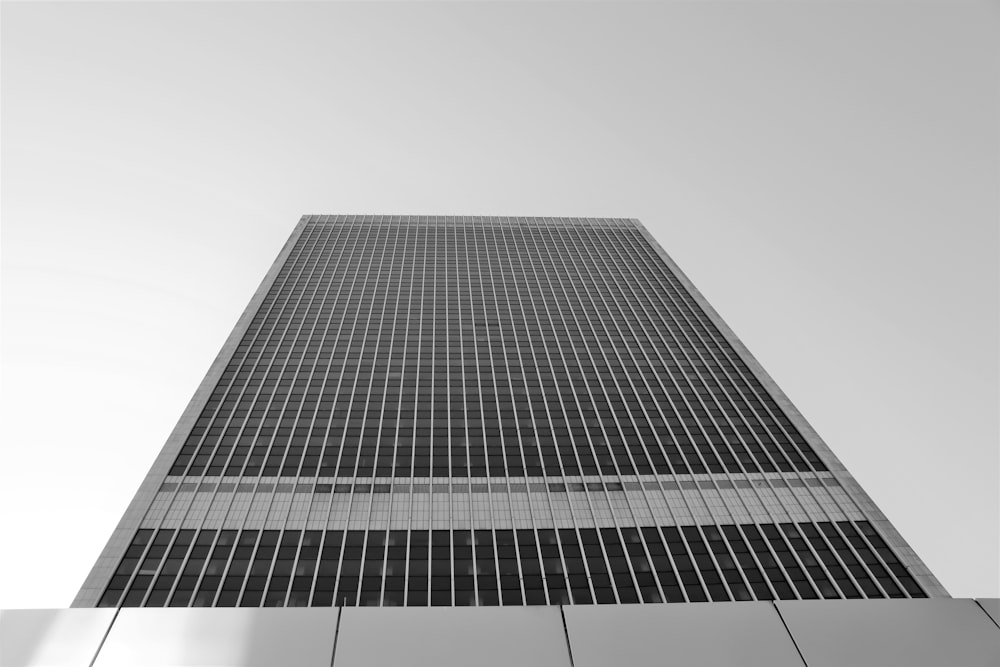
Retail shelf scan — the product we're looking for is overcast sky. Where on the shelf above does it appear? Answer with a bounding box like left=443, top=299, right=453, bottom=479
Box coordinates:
left=1, top=1, right=996, bottom=609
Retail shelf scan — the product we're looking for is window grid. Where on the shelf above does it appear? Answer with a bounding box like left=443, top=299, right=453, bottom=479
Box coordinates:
left=98, top=521, right=925, bottom=608
left=622, top=226, right=825, bottom=470
left=568, top=221, right=764, bottom=602
left=525, top=223, right=682, bottom=603
left=150, top=226, right=346, bottom=606
left=99, top=216, right=932, bottom=608
left=504, top=222, right=623, bottom=605
left=605, top=225, right=918, bottom=597
left=170, top=222, right=829, bottom=480
left=576, top=224, right=870, bottom=599
left=168, top=225, right=348, bottom=573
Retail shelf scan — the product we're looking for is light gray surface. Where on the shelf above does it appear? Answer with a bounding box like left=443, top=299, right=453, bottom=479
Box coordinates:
left=5, top=600, right=1000, bottom=666
left=565, top=602, right=804, bottom=667
left=93, top=607, right=338, bottom=667
left=0, top=608, right=115, bottom=667
left=333, top=606, right=571, bottom=667
left=777, top=599, right=1000, bottom=667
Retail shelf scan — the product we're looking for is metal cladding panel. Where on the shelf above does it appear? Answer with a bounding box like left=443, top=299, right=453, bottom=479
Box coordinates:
left=564, top=602, right=804, bottom=667
left=776, top=599, right=1000, bottom=667
left=4, top=601, right=999, bottom=666
left=0, top=609, right=116, bottom=667
left=93, top=607, right=338, bottom=667
left=333, top=606, right=571, bottom=667
left=977, top=598, right=1000, bottom=628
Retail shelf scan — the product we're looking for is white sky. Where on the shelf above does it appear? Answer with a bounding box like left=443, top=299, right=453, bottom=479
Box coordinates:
left=1, top=1, right=997, bottom=609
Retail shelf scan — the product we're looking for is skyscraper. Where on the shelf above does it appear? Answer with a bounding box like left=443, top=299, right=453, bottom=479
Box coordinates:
left=74, top=215, right=945, bottom=610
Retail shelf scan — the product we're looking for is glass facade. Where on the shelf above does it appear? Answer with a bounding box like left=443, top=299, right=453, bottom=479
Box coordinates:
left=101, top=520, right=923, bottom=608
left=79, top=216, right=942, bottom=608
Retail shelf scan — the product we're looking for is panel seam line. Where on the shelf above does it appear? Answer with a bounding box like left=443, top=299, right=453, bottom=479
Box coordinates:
left=559, top=604, right=576, bottom=667
left=329, top=605, right=343, bottom=667
left=771, top=602, right=809, bottom=667
left=88, top=605, right=121, bottom=667
left=973, top=599, right=1000, bottom=631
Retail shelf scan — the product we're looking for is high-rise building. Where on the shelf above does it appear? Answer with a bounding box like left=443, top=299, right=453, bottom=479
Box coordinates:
left=74, top=215, right=945, bottom=610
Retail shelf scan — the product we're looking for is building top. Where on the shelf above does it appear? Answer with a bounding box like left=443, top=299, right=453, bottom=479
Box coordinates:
left=300, top=215, right=638, bottom=225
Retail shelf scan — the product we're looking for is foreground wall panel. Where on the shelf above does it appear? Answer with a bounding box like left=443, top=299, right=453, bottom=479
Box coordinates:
left=0, top=609, right=115, bottom=667
left=564, top=602, right=804, bottom=667
left=4, top=600, right=998, bottom=667
left=93, top=607, right=338, bottom=667
left=776, top=599, right=1000, bottom=667
left=333, top=606, right=571, bottom=667
left=977, top=598, right=1000, bottom=628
